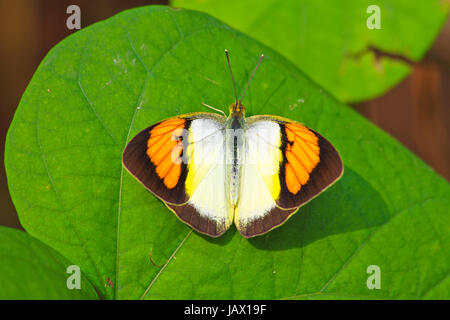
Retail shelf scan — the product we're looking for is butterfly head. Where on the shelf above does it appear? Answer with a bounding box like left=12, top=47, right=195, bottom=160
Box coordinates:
left=229, top=101, right=245, bottom=118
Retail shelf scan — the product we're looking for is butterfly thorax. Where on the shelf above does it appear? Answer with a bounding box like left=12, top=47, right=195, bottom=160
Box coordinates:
left=225, top=103, right=247, bottom=207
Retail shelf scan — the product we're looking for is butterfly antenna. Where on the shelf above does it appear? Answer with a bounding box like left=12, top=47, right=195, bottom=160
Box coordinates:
left=239, top=54, right=264, bottom=103
left=225, top=49, right=238, bottom=105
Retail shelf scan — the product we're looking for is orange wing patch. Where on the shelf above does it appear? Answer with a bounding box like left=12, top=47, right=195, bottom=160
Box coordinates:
left=147, top=118, right=186, bottom=189
left=284, top=123, right=320, bottom=194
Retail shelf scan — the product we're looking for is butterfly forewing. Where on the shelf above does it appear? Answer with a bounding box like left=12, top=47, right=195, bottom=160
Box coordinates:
left=122, top=117, right=190, bottom=204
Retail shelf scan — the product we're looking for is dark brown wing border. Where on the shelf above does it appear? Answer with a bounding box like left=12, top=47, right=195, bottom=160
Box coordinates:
left=238, top=206, right=298, bottom=238
left=165, top=202, right=229, bottom=237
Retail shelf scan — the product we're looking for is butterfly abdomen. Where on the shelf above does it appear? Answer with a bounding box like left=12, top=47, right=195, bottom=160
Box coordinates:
left=226, top=116, right=246, bottom=207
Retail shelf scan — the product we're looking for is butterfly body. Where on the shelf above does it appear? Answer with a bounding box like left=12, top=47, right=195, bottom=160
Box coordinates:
left=225, top=102, right=247, bottom=207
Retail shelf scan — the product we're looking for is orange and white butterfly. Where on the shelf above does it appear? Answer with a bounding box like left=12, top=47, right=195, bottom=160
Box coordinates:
left=122, top=50, right=343, bottom=238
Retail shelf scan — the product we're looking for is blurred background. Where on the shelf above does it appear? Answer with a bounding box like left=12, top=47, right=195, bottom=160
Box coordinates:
left=1, top=0, right=449, bottom=229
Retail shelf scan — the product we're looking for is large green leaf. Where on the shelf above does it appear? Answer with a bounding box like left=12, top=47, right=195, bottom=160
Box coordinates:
left=5, top=6, right=449, bottom=299
left=0, top=226, right=98, bottom=299
left=172, top=0, right=449, bottom=102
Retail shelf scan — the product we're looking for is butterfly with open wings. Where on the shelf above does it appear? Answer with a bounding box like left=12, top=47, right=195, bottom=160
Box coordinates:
left=122, top=50, right=343, bottom=238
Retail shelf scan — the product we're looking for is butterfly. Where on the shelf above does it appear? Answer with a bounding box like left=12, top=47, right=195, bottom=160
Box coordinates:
left=122, top=50, right=343, bottom=238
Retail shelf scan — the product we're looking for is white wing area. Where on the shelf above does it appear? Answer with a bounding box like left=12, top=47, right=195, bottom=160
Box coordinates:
left=234, top=120, right=282, bottom=230
left=184, top=118, right=233, bottom=227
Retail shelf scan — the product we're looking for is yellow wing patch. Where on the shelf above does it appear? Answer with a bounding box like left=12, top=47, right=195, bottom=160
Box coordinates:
left=147, top=118, right=185, bottom=189
left=284, top=123, right=320, bottom=194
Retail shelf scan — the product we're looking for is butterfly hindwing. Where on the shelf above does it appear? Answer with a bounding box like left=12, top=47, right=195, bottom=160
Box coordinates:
left=234, top=120, right=288, bottom=237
